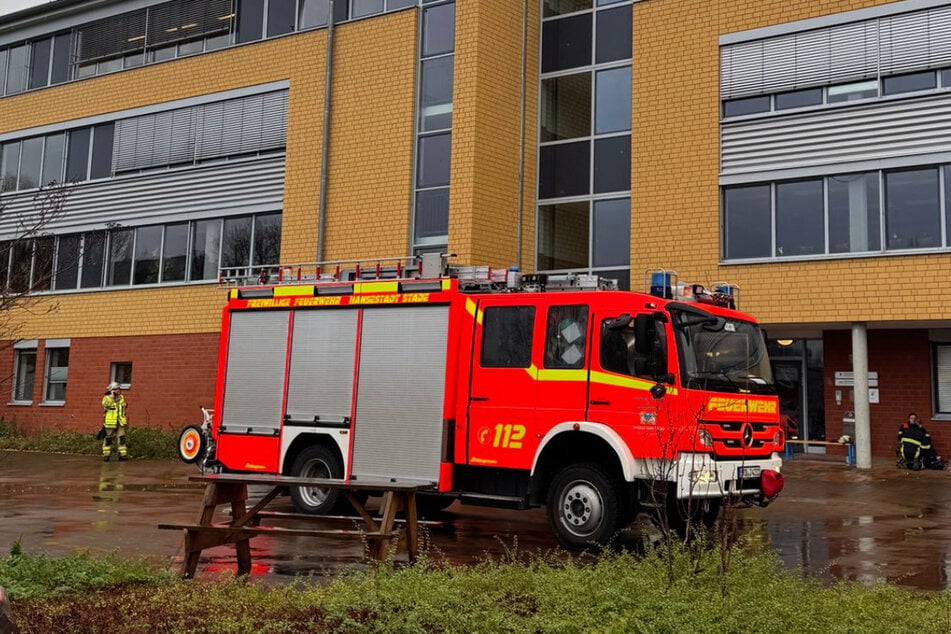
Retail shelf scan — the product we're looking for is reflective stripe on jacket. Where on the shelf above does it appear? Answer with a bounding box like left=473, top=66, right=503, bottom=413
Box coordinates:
left=102, top=394, right=127, bottom=427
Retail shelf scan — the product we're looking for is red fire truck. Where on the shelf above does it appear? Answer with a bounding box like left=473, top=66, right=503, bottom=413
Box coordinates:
left=178, top=254, right=784, bottom=549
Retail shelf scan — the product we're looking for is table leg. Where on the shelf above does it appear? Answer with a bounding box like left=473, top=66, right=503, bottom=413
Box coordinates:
left=230, top=496, right=252, bottom=576
left=404, top=492, right=418, bottom=563
left=373, top=491, right=400, bottom=560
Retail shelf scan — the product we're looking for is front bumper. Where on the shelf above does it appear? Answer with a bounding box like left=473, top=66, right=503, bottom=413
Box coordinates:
left=672, top=452, right=782, bottom=499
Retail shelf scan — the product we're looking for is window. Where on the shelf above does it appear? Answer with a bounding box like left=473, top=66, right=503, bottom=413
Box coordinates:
left=827, top=80, right=878, bottom=103
left=422, top=3, right=455, bottom=57
left=723, top=95, right=770, bottom=118
left=32, top=237, right=54, bottom=291
left=541, top=72, right=591, bottom=142
left=592, top=198, right=630, bottom=267
left=481, top=306, right=535, bottom=368
left=419, top=56, right=454, bottom=132
left=415, top=189, right=449, bottom=244
left=776, top=179, right=824, bottom=256
left=54, top=234, right=80, bottom=290
left=221, top=216, right=253, bottom=269
left=539, top=141, right=589, bottom=199
left=12, top=347, right=36, bottom=402
left=132, top=225, right=162, bottom=284
left=537, top=202, right=589, bottom=270
left=593, top=136, right=630, bottom=194
left=352, top=0, right=384, bottom=18
left=595, top=67, right=631, bottom=134
left=80, top=231, right=106, bottom=288
left=42, top=133, right=66, bottom=186
left=17, top=137, right=43, bottom=190
left=543, top=0, right=591, bottom=18
left=5, top=44, right=29, bottom=96
left=65, top=128, right=91, bottom=182
left=600, top=317, right=656, bottom=378
left=44, top=346, right=69, bottom=403
left=190, top=219, right=221, bottom=280
left=252, top=213, right=282, bottom=266
left=107, top=229, right=134, bottom=286
left=545, top=305, right=588, bottom=369
left=237, top=0, right=266, bottom=43
left=0, top=142, right=19, bottom=192
left=162, top=223, right=188, bottom=282
left=595, top=4, right=631, bottom=63
left=775, top=88, right=823, bottom=111
left=829, top=173, right=880, bottom=254
left=885, top=168, right=940, bottom=250
left=883, top=71, right=936, bottom=96
left=299, top=0, right=330, bottom=28
left=111, top=362, right=133, bottom=389
left=723, top=184, right=771, bottom=260
left=416, top=134, right=451, bottom=188
left=267, top=0, right=297, bottom=37
left=29, top=37, right=52, bottom=90
left=542, top=13, right=592, bottom=73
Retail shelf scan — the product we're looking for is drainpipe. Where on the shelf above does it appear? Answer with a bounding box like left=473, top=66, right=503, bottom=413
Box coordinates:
left=316, top=0, right=336, bottom=262
left=515, top=0, right=528, bottom=269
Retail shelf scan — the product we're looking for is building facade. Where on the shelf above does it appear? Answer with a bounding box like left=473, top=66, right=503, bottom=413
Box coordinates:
left=0, top=0, right=948, bottom=460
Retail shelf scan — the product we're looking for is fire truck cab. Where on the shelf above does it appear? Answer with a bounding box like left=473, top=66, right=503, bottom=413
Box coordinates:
left=182, top=255, right=784, bottom=549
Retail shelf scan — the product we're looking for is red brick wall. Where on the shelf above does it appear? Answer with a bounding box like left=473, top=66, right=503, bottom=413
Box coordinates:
left=0, top=333, right=219, bottom=435
left=824, top=329, right=943, bottom=457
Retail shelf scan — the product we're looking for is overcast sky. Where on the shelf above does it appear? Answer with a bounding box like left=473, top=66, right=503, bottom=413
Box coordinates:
left=0, top=0, right=53, bottom=17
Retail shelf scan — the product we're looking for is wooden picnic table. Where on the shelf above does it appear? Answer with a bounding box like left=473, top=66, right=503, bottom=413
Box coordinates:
left=159, top=472, right=433, bottom=579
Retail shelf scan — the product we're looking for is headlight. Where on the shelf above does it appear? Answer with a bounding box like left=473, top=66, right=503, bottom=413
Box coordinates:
left=689, top=469, right=718, bottom=484
left=698, top=430, right=713, bottom=448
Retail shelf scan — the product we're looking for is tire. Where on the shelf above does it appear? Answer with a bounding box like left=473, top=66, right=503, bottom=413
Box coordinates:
left=178, top=425, right=205, bottom=465
left=664, top=495, right=721, bottom=540
left=546, top=463, right=621, bottom=550
left=289, top=445, right=343, bottom=515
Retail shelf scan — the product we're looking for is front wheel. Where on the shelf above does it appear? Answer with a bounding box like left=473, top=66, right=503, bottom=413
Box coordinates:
left=546, top=463, right=621, bottom=550
left=289, top=445, right=343, bottom=515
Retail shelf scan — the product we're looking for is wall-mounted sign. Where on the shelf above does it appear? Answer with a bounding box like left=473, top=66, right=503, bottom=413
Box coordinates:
left=834, top=371, right=878, bottom=387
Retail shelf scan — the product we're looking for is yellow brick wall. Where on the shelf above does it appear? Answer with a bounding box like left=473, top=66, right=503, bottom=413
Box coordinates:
left=451, top=0, right=536, bottom=271
left=0, top=10, right=420, bottom=338
left=323, top=10, right=418, bottom=261
left=633, top=0, right=951, bottom=325
left=0, top=31, right=334, bottom=336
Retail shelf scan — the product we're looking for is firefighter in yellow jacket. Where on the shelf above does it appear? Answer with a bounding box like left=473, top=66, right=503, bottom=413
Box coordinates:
left=101, top=382, right=128, bottom=461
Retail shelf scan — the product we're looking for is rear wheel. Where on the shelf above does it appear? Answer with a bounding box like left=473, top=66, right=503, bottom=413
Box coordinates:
left=289, top=446, right=342, bottom=515
left=546, top=463, right=620, bottom=550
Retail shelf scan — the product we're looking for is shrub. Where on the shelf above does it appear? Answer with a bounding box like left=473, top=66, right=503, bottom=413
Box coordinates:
left=0, top=419, right=180, bottom=460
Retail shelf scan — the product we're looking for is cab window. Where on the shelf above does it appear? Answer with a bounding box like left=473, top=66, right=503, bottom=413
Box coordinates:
left=481, top=306, right=534, bottom=368
left=599, top=316, right=664, bottom=379
left=544, top=305, right=588, bottom=369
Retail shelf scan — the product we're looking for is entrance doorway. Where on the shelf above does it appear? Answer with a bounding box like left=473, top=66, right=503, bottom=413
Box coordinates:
left=768, top=339, right=825, bottom=447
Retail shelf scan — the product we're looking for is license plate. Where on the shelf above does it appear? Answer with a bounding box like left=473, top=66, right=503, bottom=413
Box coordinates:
left=737, top=466, right=761, bottom=479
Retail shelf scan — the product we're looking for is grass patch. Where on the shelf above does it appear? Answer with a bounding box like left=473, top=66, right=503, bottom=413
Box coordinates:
left=5, top=540, right=950, bottom=633
left=0, top=419, right=180, bottom=460
left=0, top=541, right=170, bottom=601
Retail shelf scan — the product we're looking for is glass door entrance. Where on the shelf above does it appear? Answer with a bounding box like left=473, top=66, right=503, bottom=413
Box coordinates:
left=768, top=340, right=825, bottom=448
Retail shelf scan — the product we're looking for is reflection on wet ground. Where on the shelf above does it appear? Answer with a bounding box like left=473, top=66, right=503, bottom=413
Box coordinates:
left=1, top=451, right=950, bottom=591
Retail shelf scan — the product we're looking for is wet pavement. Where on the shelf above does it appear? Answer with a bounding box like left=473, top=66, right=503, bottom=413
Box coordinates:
left=1, top=450, right=950, bottom=591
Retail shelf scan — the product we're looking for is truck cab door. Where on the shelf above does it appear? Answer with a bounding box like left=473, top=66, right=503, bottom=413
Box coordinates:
left=467, top=300, right=537, bottom=470
left=587, top=307, right=669, bottom=458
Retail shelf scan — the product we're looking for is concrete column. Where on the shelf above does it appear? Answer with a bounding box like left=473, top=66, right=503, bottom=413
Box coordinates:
left=852, top=323, right=871, bottom=469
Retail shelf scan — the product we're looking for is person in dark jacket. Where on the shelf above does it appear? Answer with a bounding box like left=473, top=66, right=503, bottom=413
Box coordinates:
left=898, top=413, right=945, bottom=470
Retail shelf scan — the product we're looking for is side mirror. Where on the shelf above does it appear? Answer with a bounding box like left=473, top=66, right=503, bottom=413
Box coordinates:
left=650, top=383, right=667, bottom=400
left=606, top=314, right=632, bottom=330
left=633, top=314, right=655, bottom=355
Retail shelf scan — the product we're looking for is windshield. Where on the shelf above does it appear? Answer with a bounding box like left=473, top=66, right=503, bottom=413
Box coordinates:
left=674, top=312, right=775, bottom=395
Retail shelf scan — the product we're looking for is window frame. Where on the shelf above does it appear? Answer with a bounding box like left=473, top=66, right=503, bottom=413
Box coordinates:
left=111, top=361, right=133, bottom=390
left=42, top=343, right=69, bottom=405
left=11, top=345, right=37, bottom=404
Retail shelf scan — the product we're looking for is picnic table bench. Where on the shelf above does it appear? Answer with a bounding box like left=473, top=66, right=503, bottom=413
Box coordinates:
left=784, top=439, right=855, bottom=465
left=159, top=473, right=433, bottom=579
